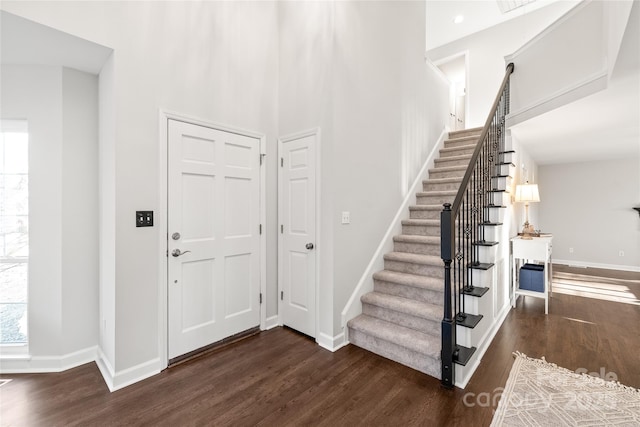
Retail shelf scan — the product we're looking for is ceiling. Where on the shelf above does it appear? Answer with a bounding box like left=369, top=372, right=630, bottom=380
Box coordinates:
left=0, top=11, right=112, bottom=74
left=426, top=0, right=580, bottom=51
left=510, top=2, right=640, bottom=165
left=428, top=1, right=639, bottom=166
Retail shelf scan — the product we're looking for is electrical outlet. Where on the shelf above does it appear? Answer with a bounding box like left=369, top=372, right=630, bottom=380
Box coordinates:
left=569, top=247, right=574, bottom=253
left=619, top=250, right=625, bottom=257
left=341, top=211, right=350, bottom=224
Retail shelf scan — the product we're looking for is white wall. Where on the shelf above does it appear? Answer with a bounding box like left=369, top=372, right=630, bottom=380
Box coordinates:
left=279, top=1, right=449, bottom=338
left=4, top=0, right=449, bottom=380
left=538, top=158, right=640, bottom=270
left=426, top=2, right=575, bottom=128
left=330, top=1, right=449, bottom=336
left=0, top=64, right=99, bottom=363
left=509, top=132, right=540, bottom=235
left=61, top=67, right=99, bottom=355
left=1, top=1, right=280, bottom=376
left=1, top=65, right=63, bottom=357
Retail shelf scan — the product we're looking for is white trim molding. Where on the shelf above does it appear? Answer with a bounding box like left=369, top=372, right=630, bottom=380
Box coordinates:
left=96, top=347, right=162, bottom=392
left=317, top=332, right=347, bottom=353
left=0, top=346, right=97, bottom=374
left=553, top=259, right=640, bottom=273
left=506, top=71, right=608, bottom=128
left=264, top=315, right=280, bottom=330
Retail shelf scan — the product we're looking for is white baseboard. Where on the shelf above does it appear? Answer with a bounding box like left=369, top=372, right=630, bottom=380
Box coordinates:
left=317, top=332, right=347, bottom=352
left=455, top=303, right=511, bottom=389
left=96, top=348, right=116, bottom=391
left=0, top=346, right=97, bottom=373
left=96, top=347, right=161, bottom=392
left=264, top=315, right=280, bottom=330
left=554, top=259, right=640, bottom=273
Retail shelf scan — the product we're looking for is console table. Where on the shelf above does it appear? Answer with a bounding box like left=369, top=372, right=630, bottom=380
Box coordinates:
left=511, top=235, right=553, bottom=314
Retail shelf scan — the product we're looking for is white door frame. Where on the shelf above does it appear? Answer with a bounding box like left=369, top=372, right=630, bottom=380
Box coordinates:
left=277, top=128, right=321, bottom=340
left=158, top=110, right=267, bottom=369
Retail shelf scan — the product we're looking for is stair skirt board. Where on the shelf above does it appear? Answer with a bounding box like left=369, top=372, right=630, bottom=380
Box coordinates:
left=345, top=128, right=503, bottom=381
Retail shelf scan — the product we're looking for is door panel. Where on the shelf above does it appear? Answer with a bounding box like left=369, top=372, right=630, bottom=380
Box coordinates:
left=168, top=120, right=260, bottom=359
left=279, top=132, right=316, bottom=338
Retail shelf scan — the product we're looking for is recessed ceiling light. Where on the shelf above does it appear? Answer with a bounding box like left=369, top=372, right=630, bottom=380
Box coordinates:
left=453, top=15, right=465, bottom=24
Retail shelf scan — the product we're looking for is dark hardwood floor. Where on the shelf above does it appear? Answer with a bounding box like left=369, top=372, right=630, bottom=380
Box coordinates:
left=2, top=265, right=639, bottom=426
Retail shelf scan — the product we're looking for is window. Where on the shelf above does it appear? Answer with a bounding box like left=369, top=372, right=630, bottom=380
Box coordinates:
left=0, top=120, right=29, bottom=347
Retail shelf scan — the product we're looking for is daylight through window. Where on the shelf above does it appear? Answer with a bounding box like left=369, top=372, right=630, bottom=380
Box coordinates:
left=0, top=120, right=29, bottom=345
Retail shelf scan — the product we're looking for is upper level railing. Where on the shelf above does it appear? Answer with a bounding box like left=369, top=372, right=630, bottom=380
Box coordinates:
left=440, top=63, right=514, bottom=388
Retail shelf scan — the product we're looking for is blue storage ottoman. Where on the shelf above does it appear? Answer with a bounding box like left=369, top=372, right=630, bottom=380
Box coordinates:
left=519, top=263, right=544, bottom=292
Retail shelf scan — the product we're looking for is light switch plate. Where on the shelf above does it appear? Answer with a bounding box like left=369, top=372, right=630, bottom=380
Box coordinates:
left=341, top=211, right=350, bottom=224
left=136, top=211, right=154, bottom=227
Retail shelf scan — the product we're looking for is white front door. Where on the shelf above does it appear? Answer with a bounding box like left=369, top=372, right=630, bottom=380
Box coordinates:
left=278, top=131, right=317, bottom=338
left=168, top=119, right=261, bottom=360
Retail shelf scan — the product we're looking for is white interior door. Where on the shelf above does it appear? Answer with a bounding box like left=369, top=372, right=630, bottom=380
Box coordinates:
left=168, top=119, right=261, bottom=360
left=279, top=132, right=317, bottom=338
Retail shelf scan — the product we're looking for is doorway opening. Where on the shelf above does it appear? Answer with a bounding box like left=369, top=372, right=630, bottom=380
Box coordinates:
left=435, top=53, right=468, bottom=131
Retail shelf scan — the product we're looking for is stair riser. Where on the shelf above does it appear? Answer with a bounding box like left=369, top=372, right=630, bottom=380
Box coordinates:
left=444, top=138, right=479, bottom=149
left=491, top=176, right=512, bottom=191
left=362, top=304, right=441, bottom=336
left=409, top=209, right=440, bottom=220
left=489, top=192, right=508, bottom=206
left=476, top=245, right=499, bottom=264
left=500, top=152, right=515, bottom=164
left=416, top=194, right=455, bottom=205
left=384, top=259, right=444, bottom=278
left=422, top=181, right=462, bottom=192
left=487, top=208, right=505, bottom=223
left=439, top=146, right=476, bottom=158
left=429, top=169, right=466, bottom=179
left=348, top=328, right=441, bottom=379
left=374, top=279, right=444, bottom=305
left=393, top=241, right=440, bottom=256
left=496, top=164, right=515, bottom=176
left=434, top=157, right=472, bottom=168
left=402, top=224, right=440, bottom=236
left=481, top=225, right=501, bottom=242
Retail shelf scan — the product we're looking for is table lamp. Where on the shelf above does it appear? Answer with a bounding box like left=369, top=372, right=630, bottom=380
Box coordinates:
left=515, top=181, right=540, bottom=239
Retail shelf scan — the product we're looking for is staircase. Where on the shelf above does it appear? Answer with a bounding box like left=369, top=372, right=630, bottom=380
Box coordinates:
left=347, top=127, right=483, bottom=379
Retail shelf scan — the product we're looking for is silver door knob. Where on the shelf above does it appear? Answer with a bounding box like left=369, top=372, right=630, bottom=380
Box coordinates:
left=306, top=243, right=314, bottom=250
left=172, top=249, right=191, bottom=257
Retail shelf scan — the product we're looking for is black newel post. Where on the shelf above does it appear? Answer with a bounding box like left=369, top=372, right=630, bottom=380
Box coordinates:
left=441, top=203, right=455, bottom=388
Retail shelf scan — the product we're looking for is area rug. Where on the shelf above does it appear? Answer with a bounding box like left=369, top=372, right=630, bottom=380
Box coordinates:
left=491, top=352, right=640, bottom=426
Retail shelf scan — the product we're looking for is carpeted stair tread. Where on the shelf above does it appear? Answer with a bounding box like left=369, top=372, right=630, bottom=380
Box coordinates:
left=409, top=205, right=443, bottom=211
left=448, top=127, right=483, bottom=139
left=373, top=270, right=443, bottom=292
left=408, top=205, right=442, bottom=211
left=439, top=144, right=476, bottom=153
left=383, top=251, right=441, bottom=266
left=393, top=234, right=439, bottom=244
left=348, top=315, right=441, bottom=359
left=415, top=190, right=458, bottom=197
left=423, top=177, right=463, bottom=185
left=428, top=165, right=467, bottom=173
left=401, top=219, right=439, bottom=226
left=361, top=292, right=441, bottom=322
left=434, top=154, right=472, bottom=162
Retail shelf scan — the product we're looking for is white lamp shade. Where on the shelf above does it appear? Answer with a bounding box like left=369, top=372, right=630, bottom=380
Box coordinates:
left=515, top=183, right=540, bottom=203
